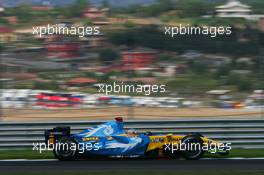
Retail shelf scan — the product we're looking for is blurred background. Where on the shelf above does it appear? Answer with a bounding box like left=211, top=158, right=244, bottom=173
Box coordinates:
left=0, top=0, right=264, bottom=121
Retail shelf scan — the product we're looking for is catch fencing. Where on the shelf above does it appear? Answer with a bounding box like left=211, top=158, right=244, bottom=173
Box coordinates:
left=0, top=119, right=264, bottom=149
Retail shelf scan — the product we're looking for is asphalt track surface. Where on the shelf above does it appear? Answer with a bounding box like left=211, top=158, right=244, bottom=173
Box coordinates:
left=0, top=159, right=264, bottom=173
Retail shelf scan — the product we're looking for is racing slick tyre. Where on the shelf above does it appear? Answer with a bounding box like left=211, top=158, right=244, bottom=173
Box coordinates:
left=181, top=134, right=204, bottom=160
left=53, top=136, right=78, bottom=161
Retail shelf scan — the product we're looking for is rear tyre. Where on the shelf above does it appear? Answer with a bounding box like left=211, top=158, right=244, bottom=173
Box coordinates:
left=53, top=136, right=78, bottom=161
left=181, top=134, right=204, bottom=160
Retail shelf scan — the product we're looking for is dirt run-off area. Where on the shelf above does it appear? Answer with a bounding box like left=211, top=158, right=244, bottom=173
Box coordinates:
left=1, top=107, right=263, bottom=122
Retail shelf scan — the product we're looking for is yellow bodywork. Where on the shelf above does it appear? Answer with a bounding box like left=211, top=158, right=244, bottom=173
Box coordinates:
left=146, top=134, right=212, bottom=152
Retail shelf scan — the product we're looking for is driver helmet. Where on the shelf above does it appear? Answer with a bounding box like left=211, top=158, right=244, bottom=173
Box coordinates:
left=127, top=129, right=137, bottom=136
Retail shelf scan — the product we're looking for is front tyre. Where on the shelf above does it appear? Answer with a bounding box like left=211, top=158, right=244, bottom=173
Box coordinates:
left=181, top=135, right=204, bottom=160
left=53, top=136, right=78, bottom=161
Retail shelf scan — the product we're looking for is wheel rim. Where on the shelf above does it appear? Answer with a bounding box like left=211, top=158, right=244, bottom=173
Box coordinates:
left=55, top=138, right=76, bottom=158
left=182, top=137, right=202, bottom=159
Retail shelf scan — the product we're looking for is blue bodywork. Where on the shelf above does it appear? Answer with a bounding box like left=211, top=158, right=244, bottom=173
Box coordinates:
left=72, top=121, right=150, bottom=156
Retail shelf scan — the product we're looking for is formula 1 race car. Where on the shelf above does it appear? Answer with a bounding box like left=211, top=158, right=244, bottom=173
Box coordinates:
left=44, top=118, right=230, bottom=160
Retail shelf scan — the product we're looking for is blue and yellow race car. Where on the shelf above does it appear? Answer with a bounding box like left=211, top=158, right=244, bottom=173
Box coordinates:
left=44, top=118, right=230, bottom=160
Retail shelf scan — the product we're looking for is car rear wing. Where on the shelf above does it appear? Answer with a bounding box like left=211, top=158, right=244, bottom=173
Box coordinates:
left=44, top=126, right=71, bottom=145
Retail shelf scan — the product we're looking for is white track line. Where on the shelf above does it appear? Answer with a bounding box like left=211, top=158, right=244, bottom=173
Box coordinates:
left=0, top=159, right=57, bottom=161
left=0, top=158, right=264, bottom=161
left=201, top=157, right=264, bottom=160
